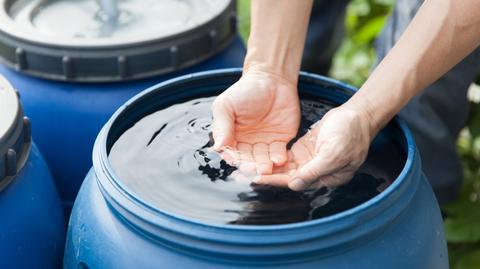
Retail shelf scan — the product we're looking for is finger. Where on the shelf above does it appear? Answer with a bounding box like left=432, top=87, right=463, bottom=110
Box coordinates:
left=298, top=135, right=315, bottom=157
left=303, top=133, right=317, bottom=154
left=230, top=170, right=251, bottom=184
left=289, top=155, right=340, bottom=191
left=286, top=150, right=295, bottom=162
left=253, top=143, right=273, bottom=175
left=237, top=143, right=254, bottom=162
left=237, top=143, right=256, bottom=175
left=272, top=161, right=297, bottom=174
left=269, top=141, right=288, bottom=166
left=290, top=139, right=313, bottom=166
left=253, top=174, right=291, bottom=187
left=219, top=149, right=239, bottom=166
left=211, top=99, right=235, bottom=150
left=312, top=120, right=328, bottom=154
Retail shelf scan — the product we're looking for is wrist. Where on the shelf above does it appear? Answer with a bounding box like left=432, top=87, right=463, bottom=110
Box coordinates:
left=242, top=64, right=298, bottom=89
left=340, top=99, right=381, bottom=143
left=243, top=59, right=299, bottom=87
left=243, top=39, right=302, bottom=85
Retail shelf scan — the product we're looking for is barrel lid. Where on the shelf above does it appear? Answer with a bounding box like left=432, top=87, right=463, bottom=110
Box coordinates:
left=0, top=75, right=30, bottom=188
left=0, top=0, right=236, bottom=82
left=0, top=77, right=19, bottom=139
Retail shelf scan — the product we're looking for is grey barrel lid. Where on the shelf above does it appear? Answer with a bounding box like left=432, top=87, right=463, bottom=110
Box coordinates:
left=0, top=75, right=31, bottom=189
left=0, top=0, right=237, bottom=82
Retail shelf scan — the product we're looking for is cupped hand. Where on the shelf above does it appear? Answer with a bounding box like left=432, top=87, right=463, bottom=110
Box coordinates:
left=255, top=106, right=374, bottom=191
left=211, top=69, right=301, bottom=175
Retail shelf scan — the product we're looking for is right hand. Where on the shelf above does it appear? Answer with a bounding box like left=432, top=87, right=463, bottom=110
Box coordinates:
left=211, top=69, right=301, bottom=175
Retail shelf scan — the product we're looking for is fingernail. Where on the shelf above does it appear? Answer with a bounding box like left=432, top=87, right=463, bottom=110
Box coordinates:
left=270, top=156, right=280, bottom=164
left=239, top=162, right=257, bottom=176
left=289, top=178, right=307, bottom=191
left=221, top=151, right=236, bottom=166
left=256, top=163, right=272, bottom=175
left=271, top=157, right=286, bottom=166
left=253, top=176, right=262, bottom=183
left=212, top=143, right=221, bottom=151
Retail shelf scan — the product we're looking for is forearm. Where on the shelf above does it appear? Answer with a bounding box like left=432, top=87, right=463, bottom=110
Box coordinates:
left=345, top=0, right=480, bottom=136
left=243, top=0, right=313, bottom=84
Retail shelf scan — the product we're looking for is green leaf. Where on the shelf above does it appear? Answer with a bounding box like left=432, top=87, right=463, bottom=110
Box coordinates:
left=444, top=201, right=480, bottom=243
left=373, top=0, right=395, bottom=5
left=347, top=0, right=371, bottom=18
left=237, top=0, right=251, bottom=44
left=352, top=16, right=387, bottom=44
left=345, top=10, right=359, bottom=31
left=445, top=217, right=480, bottom=243
left=455, top=249, right=480, bottom=269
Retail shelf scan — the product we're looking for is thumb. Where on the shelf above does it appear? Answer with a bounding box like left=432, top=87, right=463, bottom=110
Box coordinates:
left=211, top=99, right=235, bottom=151
left=288, top=155, right=338, bottom=191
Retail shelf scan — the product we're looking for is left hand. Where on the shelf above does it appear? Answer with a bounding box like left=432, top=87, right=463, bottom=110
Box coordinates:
left=254, top=106, right=374, bottom=191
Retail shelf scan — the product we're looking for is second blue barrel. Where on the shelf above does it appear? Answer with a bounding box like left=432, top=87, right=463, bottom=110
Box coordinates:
left=0, top=76, right=65, bottom=269
left=65, top=69, right=448, bottom=268
left=0, top=0, right=245, bottom=212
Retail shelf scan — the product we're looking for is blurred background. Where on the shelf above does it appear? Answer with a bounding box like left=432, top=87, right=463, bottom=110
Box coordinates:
left=236, top=0, right=480, bottom=268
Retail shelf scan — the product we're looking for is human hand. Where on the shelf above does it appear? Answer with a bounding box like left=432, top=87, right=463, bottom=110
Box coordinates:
left=211, top=69, right=301, bottom=175
left=254, top=106, right=374, bottom=191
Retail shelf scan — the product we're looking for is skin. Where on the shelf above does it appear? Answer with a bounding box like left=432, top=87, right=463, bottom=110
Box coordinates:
left=212, top=0, right=312, bottom=175
left=212, top=0, right=480, bottom=191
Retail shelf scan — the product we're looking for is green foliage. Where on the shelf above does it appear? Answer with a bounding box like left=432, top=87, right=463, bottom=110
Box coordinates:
left=456, top=250, right=480, bottom=269
left=444, top=201, right=480, bottom=243
left=449, top=244, right=480, bottom=269
left=449, top=108, right=480, bottom=267
left=237, top=0, right=251, bottom=43
left=237, top=0, right=480, bottom=267
left=469, top=103, right=480, bottom=139
left=330, top=0, right=393, bottom=87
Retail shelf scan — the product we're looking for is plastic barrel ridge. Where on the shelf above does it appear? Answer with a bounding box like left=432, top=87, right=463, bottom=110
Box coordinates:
left=0, top=75, right=65, bottom=269
left=64, top=69, right=449, bottom=269
left=0, top=0, right=245, bottom=215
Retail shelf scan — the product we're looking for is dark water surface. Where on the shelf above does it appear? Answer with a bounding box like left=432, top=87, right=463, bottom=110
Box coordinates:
left=109, top=97, right=405, bottom=225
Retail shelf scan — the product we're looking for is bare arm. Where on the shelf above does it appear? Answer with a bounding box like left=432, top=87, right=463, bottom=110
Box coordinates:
left=244, top=0, right=313, bottom=84
left=211, top=0, right=313, bottom=174
left=348, top=0, right=480, bottom=136
left=279, top=0, right=480, bottom=191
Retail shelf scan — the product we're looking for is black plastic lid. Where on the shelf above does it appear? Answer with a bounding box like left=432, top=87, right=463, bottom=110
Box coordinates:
left=0, top=0, right=237, bottom=82
left=0, top=75, right=31, bottom=189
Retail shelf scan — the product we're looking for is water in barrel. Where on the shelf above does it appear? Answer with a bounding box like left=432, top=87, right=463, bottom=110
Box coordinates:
left=109, top=97, right=405, bottom=225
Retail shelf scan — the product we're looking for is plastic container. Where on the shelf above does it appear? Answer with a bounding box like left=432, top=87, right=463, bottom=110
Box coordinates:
left=0, top=0, right=245, bottom=212
left=0, top=76, right=65, bottom=269
left=64, top=69, right=448, bottom=269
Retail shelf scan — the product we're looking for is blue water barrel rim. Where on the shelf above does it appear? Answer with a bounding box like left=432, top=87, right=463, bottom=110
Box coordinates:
left=91, top=69, right=419, bottom=251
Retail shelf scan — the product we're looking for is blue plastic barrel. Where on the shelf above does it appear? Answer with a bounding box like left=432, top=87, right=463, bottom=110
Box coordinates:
left=0, top=76, right=65, bottom=269
left=64, top=69, right=448, bottom=269
left=0, top=0, right=245, bottom=212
